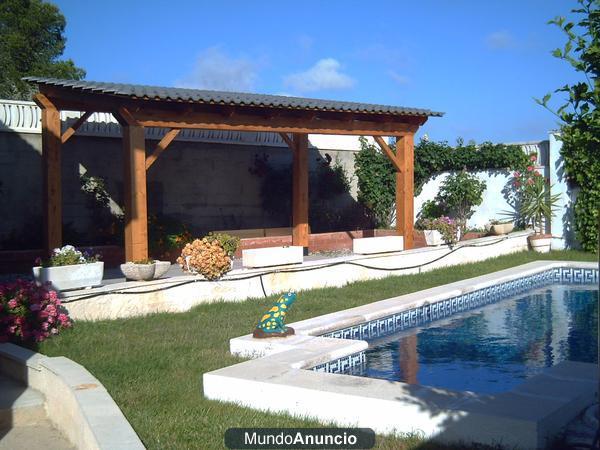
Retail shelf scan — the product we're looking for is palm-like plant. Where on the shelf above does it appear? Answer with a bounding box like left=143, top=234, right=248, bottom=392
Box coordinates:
left=518, top=173, right=561, bottom=234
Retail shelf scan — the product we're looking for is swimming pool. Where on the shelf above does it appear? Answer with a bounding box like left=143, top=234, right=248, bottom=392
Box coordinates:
left=343, top=283, right=598, bottom=394
left=211, top=261, right=599, bottom=450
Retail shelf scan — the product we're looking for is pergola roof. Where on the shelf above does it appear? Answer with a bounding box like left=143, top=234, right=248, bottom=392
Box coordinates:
left=23, top=76, right=443, bottom=118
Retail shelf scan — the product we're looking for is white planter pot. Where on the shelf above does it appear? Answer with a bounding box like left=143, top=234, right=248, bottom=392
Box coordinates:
left=424, top=230, right=443, bottom=246
left=120, top=263, right=156, bottom=281
left=490, top=223, right=514, bottom=235
left=32, top=261, right=104, bottom=291
left=528, top=235, right=552, bottom=253
left=153, top=261, right=171, bottom=279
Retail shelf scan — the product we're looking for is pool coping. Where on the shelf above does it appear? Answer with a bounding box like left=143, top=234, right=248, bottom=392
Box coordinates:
left=204, top=261, right=598, bottom=450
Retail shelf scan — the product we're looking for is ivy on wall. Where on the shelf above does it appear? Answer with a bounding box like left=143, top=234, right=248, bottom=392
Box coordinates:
left=354, top=137, right=529, bottom=227
left=414, top=140, right=529, bottom=195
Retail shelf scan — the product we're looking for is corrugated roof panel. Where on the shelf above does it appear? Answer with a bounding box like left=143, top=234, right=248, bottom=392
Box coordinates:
left=22, top=76, right=444, bottom=117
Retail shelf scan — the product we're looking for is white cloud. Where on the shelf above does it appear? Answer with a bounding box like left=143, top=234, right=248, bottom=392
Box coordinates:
left=485, top=31, right=516, bottom=50
left=284, top=58, right=355, bottom=93
left=388, top=70, right=410, bottom=85
left=176, top=47, right=257, bottom=92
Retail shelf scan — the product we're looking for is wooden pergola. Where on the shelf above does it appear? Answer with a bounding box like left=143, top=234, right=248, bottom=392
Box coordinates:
left=25, top=77, right=442, bottom=261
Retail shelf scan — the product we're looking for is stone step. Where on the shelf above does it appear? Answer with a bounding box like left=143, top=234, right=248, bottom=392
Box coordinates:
left=0, top=375, right=46, bottom=428
left=0, top=423, right=75, bottom=450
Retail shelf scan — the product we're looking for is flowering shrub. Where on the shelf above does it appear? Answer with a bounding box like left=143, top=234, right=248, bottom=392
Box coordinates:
left=421, top=217, right=460, bottom=246
left=176, top=238, right=231, bottom=280
left=205, top=232, right=240, bottom=257
left=0, top=280, right=72, bottom=343
left=36, top=245, right=101, bottom=267
left=509, top=153, right=561, bottom=233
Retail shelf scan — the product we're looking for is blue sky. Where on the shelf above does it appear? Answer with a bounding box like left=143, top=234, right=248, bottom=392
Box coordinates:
left=53, top=0, right=581, bottom=143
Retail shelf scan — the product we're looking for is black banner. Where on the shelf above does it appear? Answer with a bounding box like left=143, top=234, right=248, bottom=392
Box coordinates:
left=224, top=428, right=376, bottom=449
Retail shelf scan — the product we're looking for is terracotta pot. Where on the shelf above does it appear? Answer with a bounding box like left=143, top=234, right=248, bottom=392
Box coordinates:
left=528, top=234, right=552, bottom=253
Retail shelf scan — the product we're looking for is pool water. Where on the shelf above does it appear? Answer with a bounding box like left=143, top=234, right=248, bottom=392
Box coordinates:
left=346, top=284, right=598, bottom=394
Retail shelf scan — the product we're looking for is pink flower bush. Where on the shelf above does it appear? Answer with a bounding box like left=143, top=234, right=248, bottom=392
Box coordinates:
left=530, top=154, right=537, bottom=162
left=0, top=280, right=72, bottom=343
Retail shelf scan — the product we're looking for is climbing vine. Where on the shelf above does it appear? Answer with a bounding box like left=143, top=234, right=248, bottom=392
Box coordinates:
left=354, top=137, right=529, bottom=228
left=537, top=0, right=599, bottom=252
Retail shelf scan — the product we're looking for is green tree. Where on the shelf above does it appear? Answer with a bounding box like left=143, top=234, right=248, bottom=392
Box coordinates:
left=0, top=0, right=85, bottom=100
left=537, top=0, right=599, bottom=252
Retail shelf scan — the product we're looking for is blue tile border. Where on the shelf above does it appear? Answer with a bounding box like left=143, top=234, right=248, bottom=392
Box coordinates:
left=310, top=267, right=597, bottom=373
left=312, top=352, right=366, bottom=374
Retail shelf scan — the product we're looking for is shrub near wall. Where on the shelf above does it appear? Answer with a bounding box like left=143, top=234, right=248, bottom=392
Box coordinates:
left=354, top=137, right=529, bottom=227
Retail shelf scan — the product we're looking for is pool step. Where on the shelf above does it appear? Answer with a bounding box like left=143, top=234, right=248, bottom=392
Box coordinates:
left=0, top=374, right=46, bottom=429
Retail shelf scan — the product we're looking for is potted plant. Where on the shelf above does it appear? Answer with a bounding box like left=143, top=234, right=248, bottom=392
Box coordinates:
left=421, top=217, right=459, bottom=247
left=32, top=245, right=103, bottom=291
left=120, top=259, right=156, bottom=281
left=511, top=161, right=561, bottom=252
left=206, top=232, right=240, bottom=267
left=177, top=236, right=233, bottom=280
left=488, top=219, right=515, bottom=235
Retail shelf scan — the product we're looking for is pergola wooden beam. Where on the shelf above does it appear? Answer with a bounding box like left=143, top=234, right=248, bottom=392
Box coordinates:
left=133, top=110, right=418, bottom=136
left=145, top=128, right=180, bottom=170
left=61, top=111, right=93, bottom=144
left=33, top=93, right=62, bottom=255
left=278, top=132, right=294, bottom=150
left=373, top=136, right=402, bottom=172
left=292, top=133, right=309, bottom=249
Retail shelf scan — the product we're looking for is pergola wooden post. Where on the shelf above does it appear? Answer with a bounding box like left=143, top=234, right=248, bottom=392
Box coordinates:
left=121, top=121, right=149, bottom=262
left=33, top=94, right=62, bottom=255
left=374, top=135, right=415, bottom=249
left=292, top=133, right=309, bottom=250
left=395, top=134, right=415, bottom=249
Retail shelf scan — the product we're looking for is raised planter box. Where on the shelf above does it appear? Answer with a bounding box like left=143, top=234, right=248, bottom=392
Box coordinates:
left=242, top=246, right=303, bottom=268
left=352, top=236, right=404, bottom=255
left=32, top=262, right=104, bottom=291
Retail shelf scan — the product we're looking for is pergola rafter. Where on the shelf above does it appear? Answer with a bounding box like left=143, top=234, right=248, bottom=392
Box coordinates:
left=24, top=77, right=443, bottom=261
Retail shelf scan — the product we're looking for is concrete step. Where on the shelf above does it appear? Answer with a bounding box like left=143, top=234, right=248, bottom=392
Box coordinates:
left=0, top=423, right=75, bottom=450
left=0, top=375, right=46, bottom=428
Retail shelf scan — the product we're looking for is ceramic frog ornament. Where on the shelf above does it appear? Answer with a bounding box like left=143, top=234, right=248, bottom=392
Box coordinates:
left=252, top=291, right=297, bottom=338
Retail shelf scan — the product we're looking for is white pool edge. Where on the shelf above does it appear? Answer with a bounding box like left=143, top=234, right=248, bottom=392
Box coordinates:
left=204, top=261, right=598, bottom=450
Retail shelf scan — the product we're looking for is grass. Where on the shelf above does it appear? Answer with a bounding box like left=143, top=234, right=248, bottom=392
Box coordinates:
left=37, top=250, right=596, bottom=450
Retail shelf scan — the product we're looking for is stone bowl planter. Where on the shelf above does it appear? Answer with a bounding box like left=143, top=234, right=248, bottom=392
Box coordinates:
left=120, top=262, right=155, bottom=281
left=490, top=223, right=514, bottom=235
left=153, top=260, right=171, bottom=279
left=32, top=261, right=104, bottom=291
left=528, top=234, right=552, bottom=253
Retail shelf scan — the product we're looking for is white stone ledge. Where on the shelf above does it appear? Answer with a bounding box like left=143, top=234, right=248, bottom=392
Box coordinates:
left=59, top=232, right=532, bottom=321
left=0, top=343, right=144, bottom=450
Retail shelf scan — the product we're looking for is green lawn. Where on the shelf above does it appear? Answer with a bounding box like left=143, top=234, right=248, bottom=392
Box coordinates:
left=38, top=250, right=596, bottom=450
